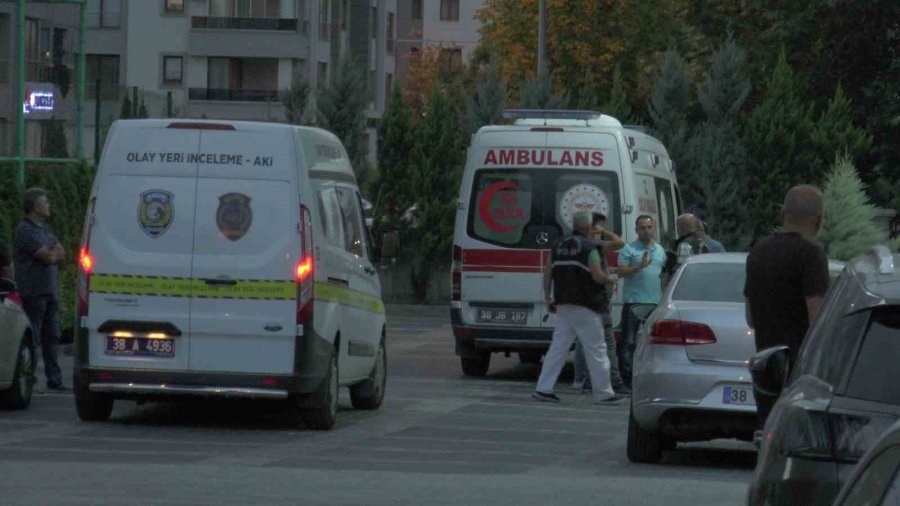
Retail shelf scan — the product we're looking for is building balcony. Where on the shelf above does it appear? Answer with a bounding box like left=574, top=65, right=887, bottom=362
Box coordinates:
left=191, top=16, right=300, bottom=31
left=188, top=88, right=279, bottom=102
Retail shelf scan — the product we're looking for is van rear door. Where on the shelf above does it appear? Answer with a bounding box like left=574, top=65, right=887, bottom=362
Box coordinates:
left=187, top=127, right=299, bottom=374
left=88, top=124, right=200, bottom=371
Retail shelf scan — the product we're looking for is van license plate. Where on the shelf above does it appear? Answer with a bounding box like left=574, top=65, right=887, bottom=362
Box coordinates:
left=475, top=309, right=528, bottom=325
left=106, top=337, right=174, bottom=358
left=722, top=386, right=754, bottom=405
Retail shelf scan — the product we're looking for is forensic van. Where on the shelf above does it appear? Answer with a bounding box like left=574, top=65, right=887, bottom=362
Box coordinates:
left=74, top=120, right=389, bottom=430
left=451, top=110, right=682, bottom=376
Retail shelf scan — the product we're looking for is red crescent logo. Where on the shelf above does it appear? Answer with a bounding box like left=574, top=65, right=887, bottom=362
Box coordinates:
left=478, top=181, right=519, bottom=232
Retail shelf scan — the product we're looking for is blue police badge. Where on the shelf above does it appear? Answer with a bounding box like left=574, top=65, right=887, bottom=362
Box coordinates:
left=216, top=192, right=252, bottom=241
left=138, top=190, right=174, bottom=238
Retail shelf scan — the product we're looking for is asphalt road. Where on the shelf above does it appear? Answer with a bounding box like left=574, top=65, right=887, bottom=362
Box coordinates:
left=0, top=305, right=755, bottom=505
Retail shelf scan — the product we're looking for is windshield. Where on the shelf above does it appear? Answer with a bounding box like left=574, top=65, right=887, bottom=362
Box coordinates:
left=467, top=169, right=621, bottom=249
left=672, top=263, right=746, bottom=303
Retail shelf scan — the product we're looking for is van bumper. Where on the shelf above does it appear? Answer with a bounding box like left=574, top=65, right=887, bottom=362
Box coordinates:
left=450, top=308, right=553, bottom=356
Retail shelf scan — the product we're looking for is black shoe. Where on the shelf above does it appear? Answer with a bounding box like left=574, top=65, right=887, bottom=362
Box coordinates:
left=614, top=384, right=632, bottom=395
left=594, top=393, right=627, bottom=405
left=532, top=391, right=561, bottom=403
left=581, top=381, right=592, bottom=395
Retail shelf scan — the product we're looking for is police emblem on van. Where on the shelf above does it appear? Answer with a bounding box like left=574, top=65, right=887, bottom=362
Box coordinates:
left=138, top=190, right=174, bottom=238
left=217, top=193, right=252, bottom=241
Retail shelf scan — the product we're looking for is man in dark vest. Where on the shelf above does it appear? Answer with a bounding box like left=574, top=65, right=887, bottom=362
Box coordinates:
left=533, top=211, right=626, bottom=404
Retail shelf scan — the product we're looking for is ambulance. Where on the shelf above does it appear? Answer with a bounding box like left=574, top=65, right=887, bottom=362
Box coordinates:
left=74, top=120, right=390, bottom=430
left=451, top=110, right=682, bottom=376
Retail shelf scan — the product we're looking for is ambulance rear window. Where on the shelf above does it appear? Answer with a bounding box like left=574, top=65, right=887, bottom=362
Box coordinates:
left=468, top=169, right=620, bottom=249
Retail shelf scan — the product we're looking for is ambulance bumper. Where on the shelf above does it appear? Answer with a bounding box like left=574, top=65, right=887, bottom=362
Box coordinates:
left=450, top=308, right=553, bottom=354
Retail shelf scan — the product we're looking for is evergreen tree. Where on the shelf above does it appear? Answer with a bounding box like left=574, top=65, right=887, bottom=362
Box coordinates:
left=465, top=61, right=506, bottom=138
left=648, top=49, right=694, bottom=207
left=809, top=85, right=873, bottom=185
left=119, top=94, right=133, bottom=119
left=601, top=65, right=631, bottom=122
left=316, top=55, right=371, bottom=186
left=743, top=50, right=816, bottom=239
left=818, top=155, right=888, bottom=261
left=43, top=118, right=69, bottom=159
left=281, top=71, right=311, bottom=125
left=410, top=84, right=465, bottom=301
left=573, top=72, right=599, bottom=111
left=518, top=72, right=568, bottom=109
left=137, top=96, right=149, bottom=119
left=373, top=85, right=416, bottom=241
left=689, top=37, right=752, bottom=250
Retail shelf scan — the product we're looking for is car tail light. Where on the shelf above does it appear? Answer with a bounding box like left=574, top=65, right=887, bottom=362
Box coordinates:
left=296, top=205, right=314, bottom=328
left=770, top=404, right=834, bottom=461
left=77, top=198, right=96, bottom=319
left=451, top=245, right=462, bottom=301
left=649, top=320, right=717, bottom=345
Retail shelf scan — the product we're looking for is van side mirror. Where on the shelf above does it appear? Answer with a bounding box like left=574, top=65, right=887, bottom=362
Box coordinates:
left=750, top=345, right=790, bottom=398
left=630, top=303, right=656, bottom=322
left=380, top=231, right=399, bottom=261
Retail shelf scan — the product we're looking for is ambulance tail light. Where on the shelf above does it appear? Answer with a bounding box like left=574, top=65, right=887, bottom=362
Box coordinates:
left=77, top=198, right=96, bottom=319
left=451, top=246, right=462, bottom=301
left=296, top=205, right=315, bottom=328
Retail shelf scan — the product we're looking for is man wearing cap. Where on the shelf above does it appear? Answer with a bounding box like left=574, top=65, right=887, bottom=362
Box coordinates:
left=533, top=211, right=626, bottom=404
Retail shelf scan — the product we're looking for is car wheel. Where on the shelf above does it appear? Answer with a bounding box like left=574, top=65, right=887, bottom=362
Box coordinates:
left=627, top=407, right=664, bottom=463
left=461, top=351, right=490, bottom=377
left=518, top=351, right=543, bottom=365
left=75, top=394, right=114, bottom=422
left=301, top=355, right=338, bottom=430
left=350, top=340, right=386, bottom=410
left=0, top=338, right=36, bottom=410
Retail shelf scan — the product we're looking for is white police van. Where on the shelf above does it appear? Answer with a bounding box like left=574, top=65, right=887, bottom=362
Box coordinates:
left=451, top=110, right=682, bottom=376
left=74, top=120, right=389, bottom=429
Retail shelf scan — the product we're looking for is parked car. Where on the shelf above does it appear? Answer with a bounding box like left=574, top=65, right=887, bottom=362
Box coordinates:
left=832, top=419, right=900, bottom=506
left=627, top=253, right=844, bottom=463
left=0, top=278, right=36, bottom=409
left=747, top=245, right=900, bottom=506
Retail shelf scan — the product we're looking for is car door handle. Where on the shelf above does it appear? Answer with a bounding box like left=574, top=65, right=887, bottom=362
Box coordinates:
left=264, top=324, right=283, bottom=332
left=364, top=266, right=376, bottom=276
left=204, top=279, right=237, bottom=286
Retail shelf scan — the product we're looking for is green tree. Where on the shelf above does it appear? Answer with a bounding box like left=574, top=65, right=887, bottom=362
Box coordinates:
left=465, top=61, right=507, bottom=137
left=818, top=155, right=889, bottom=261
left=808, top=85, right=873, bottom=185
left=136, top=96, right=149, bottom=119
left=648, top=48, right=694, bottom=206
left=410, top=85, right=465, bottom=301
left=281, top=71, right=311, bottom=125
left=743, top=50, right=815, bottom=239
left=689, top=37, right=751, bottom=250
left=316, top=55, right=370, bottom=186
left=518, top=72, right=568, bottom=109
left=42, top=118, right=69, bottom=159
left=119, top=94, right=133, bottom=119
left=373, top=85, right=416, bottom=241
left=601, top=65, right=631, bottom=122
left=572, top=71, right=598, bottom=110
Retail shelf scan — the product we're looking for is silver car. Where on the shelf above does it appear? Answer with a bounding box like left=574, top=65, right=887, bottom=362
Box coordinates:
left=0, top=278, right=36, bottom=409
left=627, top=253, right=843, bottom=463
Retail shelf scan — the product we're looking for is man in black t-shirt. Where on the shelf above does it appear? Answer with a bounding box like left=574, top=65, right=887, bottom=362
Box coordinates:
left=744, top=185, right=830, bottom=363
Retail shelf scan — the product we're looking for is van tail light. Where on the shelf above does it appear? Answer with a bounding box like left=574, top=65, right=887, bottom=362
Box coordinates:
left=296, top=205, right=315, bottom=328
left=451, top=246, right=462, bottom=301
left=77, top=198, right=96, bottom=319
left=649, top=320, right=717, bottom=345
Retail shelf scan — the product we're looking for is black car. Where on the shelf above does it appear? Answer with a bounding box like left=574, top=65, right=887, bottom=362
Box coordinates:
left=747, top=245, right=900, bottom=506
left=832, top=419, right=900, bottom=506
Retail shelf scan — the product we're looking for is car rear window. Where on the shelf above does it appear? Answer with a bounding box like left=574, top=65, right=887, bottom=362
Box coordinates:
left=671, top=263, right=745, bottom=303
left=846, top=308, right=900, bottom=405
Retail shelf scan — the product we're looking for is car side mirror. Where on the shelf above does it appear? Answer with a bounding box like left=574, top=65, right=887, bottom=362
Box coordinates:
left=630, top=303, right=657, bottom=322
left=380, top=231, right=399, bottom=261
left=750, top=345, right=791, bottom=397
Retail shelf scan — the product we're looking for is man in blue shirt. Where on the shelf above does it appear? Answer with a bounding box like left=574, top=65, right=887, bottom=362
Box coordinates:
left=616, top=215, right=667, bottom=388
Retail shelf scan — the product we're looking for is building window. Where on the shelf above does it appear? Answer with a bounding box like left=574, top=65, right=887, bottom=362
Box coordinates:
left=385, top=73, right=393, bottom=105
left=85, top=54, right=120, bottom=99
left=386, top=12, right=395, bottom=54
left=440, top=0, right=459, bottom=22
left=439, top=47, right=462, bottom=72
left=210, top=0, right=281, bottom=18
left=340, top=0, right=349, bottom=30
left=163, top=55, right=183, bottom=84
left=86, top=0, right=122, bottom=28
left=369, top=70, right=376, bottom=103
left=25, top=19, right=40, bottom=81
left=317, top=61, right=327, bottom=83
left=164, top=0, right=184, bottom=13
left=318, top=0, right=329, bottom=40
left=369, top=6, right=377, bottom=40
left=411, top=0, right=422, bottom=20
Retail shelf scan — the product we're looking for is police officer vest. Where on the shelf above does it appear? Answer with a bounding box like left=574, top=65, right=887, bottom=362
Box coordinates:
left=551, top=233, right=603, bottom=310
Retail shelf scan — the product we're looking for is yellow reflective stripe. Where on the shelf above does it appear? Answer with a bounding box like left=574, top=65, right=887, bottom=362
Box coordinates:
left=315, top=282, right=385, bottom=315
left=91, top=274, right=295, bottom=300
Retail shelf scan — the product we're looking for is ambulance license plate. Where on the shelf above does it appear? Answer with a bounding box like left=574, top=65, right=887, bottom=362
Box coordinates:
left=475, top=309, right=529, bottom=325
left=106, top=337, right=175, bottom=358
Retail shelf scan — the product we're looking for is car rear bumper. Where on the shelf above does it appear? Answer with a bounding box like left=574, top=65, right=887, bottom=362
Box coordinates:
left=451, top=308, right=553, bottom=355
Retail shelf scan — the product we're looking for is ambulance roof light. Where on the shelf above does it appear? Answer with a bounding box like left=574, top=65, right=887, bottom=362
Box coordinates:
left=502, top=109, right=602, bottom=121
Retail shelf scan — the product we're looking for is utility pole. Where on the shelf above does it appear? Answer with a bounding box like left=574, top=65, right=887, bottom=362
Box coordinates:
left=537, top=0, right=547, bottom=77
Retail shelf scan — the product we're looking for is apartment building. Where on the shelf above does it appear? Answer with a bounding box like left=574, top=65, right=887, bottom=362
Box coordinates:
left=81, top=0, right=395, bottom=163
left=0, top=1, right=80, bottom=157
left=395, top=0, right=483, bottom=88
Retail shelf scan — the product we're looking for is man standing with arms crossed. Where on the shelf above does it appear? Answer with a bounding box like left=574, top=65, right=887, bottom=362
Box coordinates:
left=533, top=211, right=625, bottom=404
left=14, top=187, right=67, bottom=391
left=616, top=215, right=667, bottom=389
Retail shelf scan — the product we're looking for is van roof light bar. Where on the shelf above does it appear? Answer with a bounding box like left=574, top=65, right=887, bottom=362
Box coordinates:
left=502, top=109, right=602, bottom=121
